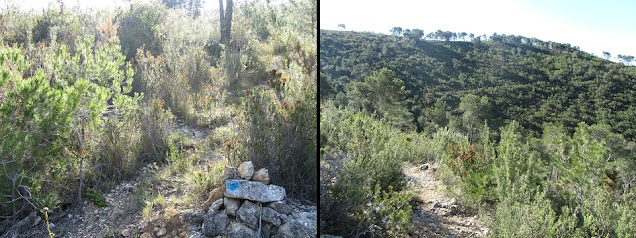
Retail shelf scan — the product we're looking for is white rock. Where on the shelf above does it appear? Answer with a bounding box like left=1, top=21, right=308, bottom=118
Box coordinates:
left=238, top=161, right=255, bottom=179
left=251, top=168, right=270, bottom=184
left=121, top=228, right=132, bottom=237
left=224, top=179, right=286, bottom=202
left=156, top=227, right=167, bottom=236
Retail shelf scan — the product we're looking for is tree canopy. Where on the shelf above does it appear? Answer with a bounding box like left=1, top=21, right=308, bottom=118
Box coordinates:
left=320, top=29, right=636, bottom=141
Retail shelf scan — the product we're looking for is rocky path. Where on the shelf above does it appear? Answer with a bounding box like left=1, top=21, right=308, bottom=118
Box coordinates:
left=404, top=163, right=490, bottom=238
left=23, top=121, right=212, bottom=238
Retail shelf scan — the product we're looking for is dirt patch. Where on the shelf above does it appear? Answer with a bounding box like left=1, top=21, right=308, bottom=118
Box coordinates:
left=21, top=122, right=215, bottom=238
left=404, top=163, right=490, bottom=237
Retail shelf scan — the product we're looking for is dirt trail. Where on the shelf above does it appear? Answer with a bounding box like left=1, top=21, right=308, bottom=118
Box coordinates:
left=23, top=121, right=213, bottom=238
left=404, top=163, right=490, bottom=238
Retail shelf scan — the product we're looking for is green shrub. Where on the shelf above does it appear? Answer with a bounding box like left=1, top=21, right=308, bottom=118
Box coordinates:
left=191, top=160, right=225, bottom=198
left=237, top=68, right=316, bottom=200
left=139, top=98, right=174, bottom=163
left=83, top=188, right=107, bottom=207
left=492, top=190, right=557, bottom=238
left=117, top=2, right=166, bottom=60
left=320, top=105, right=414, bottom=236
left=353, top=184, right=413, bottom=237
left=0, top=32, right=139, bottom=216
left=0, top=7, right=35, bottom=46
left=91, top=114, right=143, bottom=182
left=134, top=47, right=194, bottom=121
left=165, top=135, right=196, bottom=175
left=616, top=197, right=636, bottom=237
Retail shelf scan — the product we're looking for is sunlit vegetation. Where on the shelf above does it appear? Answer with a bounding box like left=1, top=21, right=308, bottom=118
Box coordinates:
left=0, top=0, right=316, bottom=228
left=320, top=29, right=636, bottom=236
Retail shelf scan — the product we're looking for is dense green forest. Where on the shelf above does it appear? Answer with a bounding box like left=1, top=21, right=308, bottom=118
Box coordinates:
left=0, top=0, right=316, bottom=233
left=320, top=29, right=636, bottom=237
left=321, top=30, right=636, bottom=140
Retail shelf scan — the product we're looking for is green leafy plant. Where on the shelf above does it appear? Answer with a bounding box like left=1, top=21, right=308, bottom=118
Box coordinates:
left=83, top=188, right=107, bottom=208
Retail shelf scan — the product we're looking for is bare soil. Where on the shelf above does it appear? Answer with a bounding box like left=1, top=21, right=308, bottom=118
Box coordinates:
left=22, top=121, right=213, bottom=238
left=404, top=163, right=490, bottom=238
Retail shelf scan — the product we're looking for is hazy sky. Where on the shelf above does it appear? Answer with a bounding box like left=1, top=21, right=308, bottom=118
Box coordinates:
left=320, top=0, right=636, bottom=60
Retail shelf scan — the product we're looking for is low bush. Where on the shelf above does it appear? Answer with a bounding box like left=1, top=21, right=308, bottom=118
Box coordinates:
left=350, top=184, right=413, bottom=237
left=0, top=32, right=143, bottom=217
left=236, top=68, right=316, bottom=200
left=134, top=47, right=194, bottom=121
left=320, top=104, right=413, bottom=236
left=190, top=160, right=225, bottom=199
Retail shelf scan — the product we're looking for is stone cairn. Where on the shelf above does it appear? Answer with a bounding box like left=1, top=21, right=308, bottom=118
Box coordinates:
left=198, top=161, right=316, bottom=238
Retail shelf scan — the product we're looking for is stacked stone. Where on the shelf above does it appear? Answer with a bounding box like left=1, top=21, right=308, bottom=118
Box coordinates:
left=200, top=161, right=316, bottom=238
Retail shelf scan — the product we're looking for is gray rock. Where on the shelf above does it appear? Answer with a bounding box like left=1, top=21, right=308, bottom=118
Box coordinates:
left=224, top=197, right=241, bottom=217
left=276, top=211, right=317, bottom=238
left=279, top=214, right=289, bottom=223
left=238, top=161, right=255, bottom=179
left=236, top=200, right=259, bottom=230
left=209, top=198, right=224, bottom=211
left=449, top=205, right=459, bottom=215
left=225, top=179, right=286, bottom=202
left=183, top=210, right=205, bottom=224
left=225, top=222, right=258, bottom=238
left=156, top=227, right=167, bottom=236
left=122, top=184, right=134, bottom=193
left=202, top=209, right=229, bottom=236
left=262, top=223, right=276, bottom=238
left=252, top=168, right=270, bottom=184
left=121, top=228, right=132, bottom=237
left=222, top=166, right=240, bottom=181
left=262, top=207, right=282, bottom=226
left=267, top=201, right=292, bottom=215
left=187, top=231, right=206, bottom=238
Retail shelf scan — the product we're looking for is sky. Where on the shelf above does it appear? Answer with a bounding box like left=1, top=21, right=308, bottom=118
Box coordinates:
left=320, top=0, right=636, bottom=60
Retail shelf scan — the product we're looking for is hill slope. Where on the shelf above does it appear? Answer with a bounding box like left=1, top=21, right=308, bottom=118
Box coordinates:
left=320, top=29, right=636, bottom=140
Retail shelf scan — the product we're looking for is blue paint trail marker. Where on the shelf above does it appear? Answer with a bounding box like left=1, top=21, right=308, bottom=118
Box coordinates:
left=227, top=180, right=240, bottom=191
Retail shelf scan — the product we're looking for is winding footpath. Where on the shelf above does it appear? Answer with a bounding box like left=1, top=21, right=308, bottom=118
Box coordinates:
left=404, top=163, right=490, bottom=237
left=23, top=121, right=212, bottom=238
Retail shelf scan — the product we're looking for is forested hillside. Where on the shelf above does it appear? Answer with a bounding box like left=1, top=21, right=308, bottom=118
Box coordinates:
left=320, top=29, right=636, bottom=237
left=0, top=1, right=316, bottom=236
left=320, top=30, right=636, bottom=140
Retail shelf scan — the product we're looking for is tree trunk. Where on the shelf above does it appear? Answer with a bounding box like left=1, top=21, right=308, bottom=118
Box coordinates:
left=219, top=0, right=233, bottom=45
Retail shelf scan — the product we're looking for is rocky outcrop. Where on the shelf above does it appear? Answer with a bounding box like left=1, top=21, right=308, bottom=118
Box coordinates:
left=199, top=161, right=316, bottom=238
